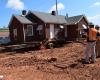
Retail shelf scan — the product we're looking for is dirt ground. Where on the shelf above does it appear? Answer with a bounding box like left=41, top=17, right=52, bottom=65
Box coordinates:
left=0, top=31, right=9, bottom=37
left=0, top=42, right=100, bottom=80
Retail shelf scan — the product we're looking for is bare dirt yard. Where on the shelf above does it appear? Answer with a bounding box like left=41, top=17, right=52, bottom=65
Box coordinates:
left=0, top=31, right=9, bottom=37
left=0, top=42, right=100, bottom=80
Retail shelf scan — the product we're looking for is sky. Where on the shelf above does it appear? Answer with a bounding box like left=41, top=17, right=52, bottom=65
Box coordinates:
left=0, top=0, right=100, bottom=28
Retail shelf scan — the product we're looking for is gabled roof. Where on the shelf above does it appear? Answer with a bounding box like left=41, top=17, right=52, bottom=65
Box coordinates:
left=9, top=11, right=88, bottom=26
left=14, top=15, right=33, bottom=24
left=29, top=11, right=67, bottom=24
left=28, top=11, right=88, bottom=25
left=66, top=15, right=85, bottom=25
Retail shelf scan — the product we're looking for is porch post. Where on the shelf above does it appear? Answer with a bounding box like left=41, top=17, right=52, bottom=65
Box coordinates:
left=23, top=24, right=26, bottom=42
left=45, top=24, right=48, bottom=39
left=50, top=24, right=55, bottom=39
left=65, top=26, right=67, bottom=38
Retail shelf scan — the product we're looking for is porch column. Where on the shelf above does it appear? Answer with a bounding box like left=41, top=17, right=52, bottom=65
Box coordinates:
left=23, top=24, right=26, bottom=42
left=50, top=24, right=55, bottom=39
left=65, top=26, right=67, bottom=38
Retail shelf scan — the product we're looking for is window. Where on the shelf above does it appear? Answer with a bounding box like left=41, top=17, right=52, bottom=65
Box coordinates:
left=13, top=28, right=17, bottom=38
left=37, top=25, right=43, bottom=35
left=26, top=25, right=33, bottom=36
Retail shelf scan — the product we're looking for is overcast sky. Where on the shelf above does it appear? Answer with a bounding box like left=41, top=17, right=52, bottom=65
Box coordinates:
left=0, top=0, right=100, bottom=27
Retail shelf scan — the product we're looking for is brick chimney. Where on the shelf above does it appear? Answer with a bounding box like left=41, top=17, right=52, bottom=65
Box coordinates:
left=22, top=10, right=27, bottom=16
left=51, top=11, right=56, bottom=16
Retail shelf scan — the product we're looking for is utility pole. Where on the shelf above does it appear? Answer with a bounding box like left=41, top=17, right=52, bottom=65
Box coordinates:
left=56, top=0, right=58, bottom=15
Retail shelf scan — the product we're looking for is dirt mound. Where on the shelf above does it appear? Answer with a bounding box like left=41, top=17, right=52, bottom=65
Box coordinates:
left=0, top=42, right=100, bottom=80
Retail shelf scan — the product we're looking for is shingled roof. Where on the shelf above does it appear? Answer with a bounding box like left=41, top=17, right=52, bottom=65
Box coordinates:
left=29, top=11, right=67, bottom=24
left=28, top=11, right=86, bottom=25
left=14, top=15, right=33, bottom=24
left=66, top=15, right=84, bottom=25
left=10, top=11, right=87, bottom=25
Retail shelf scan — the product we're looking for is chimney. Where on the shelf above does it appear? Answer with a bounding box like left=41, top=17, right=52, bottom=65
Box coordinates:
left=22, top=10, right=27, bottom=16
left=51, top=11, right=56, bottom=16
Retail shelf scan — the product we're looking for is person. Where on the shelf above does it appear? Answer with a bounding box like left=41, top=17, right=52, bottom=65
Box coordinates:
left=83, top=23, right=97, bottom=64
left=95, top=25, right=100, bottom=58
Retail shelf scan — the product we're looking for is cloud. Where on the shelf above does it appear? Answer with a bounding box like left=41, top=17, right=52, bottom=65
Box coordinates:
left=90, top=2, right=100, bottom=7
left=6, top=0, right=24, bottom=10
left=88, top=14, right=100, bottom=25
left=49, top=3, right=65, bottom=12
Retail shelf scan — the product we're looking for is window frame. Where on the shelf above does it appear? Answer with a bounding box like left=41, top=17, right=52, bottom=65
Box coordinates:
left=26, top=25, right=33, bottom=36
left=37, top=25, right=43, bottom=36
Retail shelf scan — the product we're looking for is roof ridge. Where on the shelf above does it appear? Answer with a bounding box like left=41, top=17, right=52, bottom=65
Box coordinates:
left=29, top=10, right=51, bottom=15
left=29, top=10, right=65, bottom=17
left=68, top=15, right=84, bottom=18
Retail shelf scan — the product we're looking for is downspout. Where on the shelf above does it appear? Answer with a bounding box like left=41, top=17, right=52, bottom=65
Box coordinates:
left=23, top=24, right=26, bottom=42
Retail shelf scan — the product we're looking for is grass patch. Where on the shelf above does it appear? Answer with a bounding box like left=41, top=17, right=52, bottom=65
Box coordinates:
left=0, top=29, right=9, bottom=32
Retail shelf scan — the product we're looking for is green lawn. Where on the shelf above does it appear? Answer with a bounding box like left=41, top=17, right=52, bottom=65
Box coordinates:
left=0, top=28, right=9, bottom=32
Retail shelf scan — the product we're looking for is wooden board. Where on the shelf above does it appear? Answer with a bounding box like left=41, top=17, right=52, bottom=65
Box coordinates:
left=54, top=63, right=68, bottom=69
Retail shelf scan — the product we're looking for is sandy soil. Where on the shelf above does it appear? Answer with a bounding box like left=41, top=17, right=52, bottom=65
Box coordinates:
left=0, top=31, right=9, bottom=37
left=0, top=43, right=100, bottom=80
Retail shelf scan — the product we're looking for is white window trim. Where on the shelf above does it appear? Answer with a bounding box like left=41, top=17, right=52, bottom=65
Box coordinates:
left=26, top=25, right=33, bottom=36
